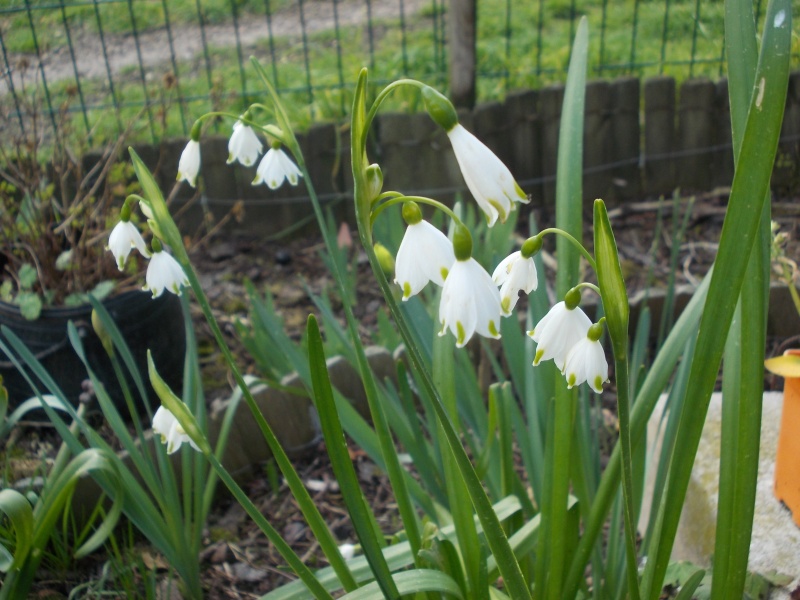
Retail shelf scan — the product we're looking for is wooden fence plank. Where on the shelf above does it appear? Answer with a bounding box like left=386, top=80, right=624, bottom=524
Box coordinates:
left=644, top=76, right=676, bottom=197
left=609, top=77, right=641, bottom=203
left=505, top=89, right=543, bottom=204
left=676, top=78, right=716, bottom=191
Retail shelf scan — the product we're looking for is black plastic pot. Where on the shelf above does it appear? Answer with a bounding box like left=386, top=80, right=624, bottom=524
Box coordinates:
left=0, top=291, right=185, bottom=415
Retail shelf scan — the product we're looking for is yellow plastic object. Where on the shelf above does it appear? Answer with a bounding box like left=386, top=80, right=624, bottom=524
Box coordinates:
left=773, top=350, right=800, bottom=526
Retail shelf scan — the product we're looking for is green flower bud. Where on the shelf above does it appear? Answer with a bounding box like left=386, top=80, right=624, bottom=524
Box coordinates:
left=402, top=201, right=423, bottom=226
left=422, top=86, right=459, bottom=132
left=452, top=223, right=473, bottom=261
left=365, top=164, right=383, bottom=204
left=189, top=120, right=202, bottom=142
left=92, top=309, right=114, bottom=357
left=588, top=319, right=605, bottom=342
left=374, top=242, right=395, bottom=278
left=521, top=235, right=543, bottom=258
left=564, top=286, right=582, bottom=310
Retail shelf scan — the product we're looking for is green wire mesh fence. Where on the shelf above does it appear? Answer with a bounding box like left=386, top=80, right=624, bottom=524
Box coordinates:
left=1, top=0, right=798, bottom=146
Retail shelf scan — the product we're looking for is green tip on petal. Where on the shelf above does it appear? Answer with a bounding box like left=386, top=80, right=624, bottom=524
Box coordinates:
left=567, top=373, right=576, bottom=388
left=440, top=266, right=449, bottom=281
left=488, top=320, right=499, bottom=338
left=402, top=201, right=423, bottom=225
left=593, top=376, right=604, bottom=392
left=501, top=297, right=511, bottom=314
left=402, top=282, right=412, bottom=299
left=488, top=199, right=508, bottom=224
left=514, top=181, right=529, bottom=202
left=533, top=349, right=544, bottom=365
left=456, top=321, right=466, bottom=346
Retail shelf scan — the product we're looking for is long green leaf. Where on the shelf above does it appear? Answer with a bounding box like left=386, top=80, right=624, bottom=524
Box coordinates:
left=712, top=0, right=770, bottom=597
left=537, top=17, right=588, bottom=600
left=339, top=569, right=464, bottom=599
left=640, top=1, right=791, bottom=597
left=306, top=315, right=395, bottom=598
left=0, top=489, right=33, bottom=572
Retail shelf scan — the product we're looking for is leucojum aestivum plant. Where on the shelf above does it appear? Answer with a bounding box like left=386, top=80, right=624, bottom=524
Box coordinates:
left=1, top=0, right=791, bottom=596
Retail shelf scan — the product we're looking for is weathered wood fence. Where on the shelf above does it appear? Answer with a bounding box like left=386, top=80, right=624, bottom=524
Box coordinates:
left=126, top=72, right=800, bottom=235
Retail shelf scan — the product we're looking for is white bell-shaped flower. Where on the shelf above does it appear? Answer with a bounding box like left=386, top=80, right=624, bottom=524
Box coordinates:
left=152, top=406, right=200, bottom=454
left=144, top=247, right=189, bottom=298
left=447, top=124, right=529, bottom=227
left=107, top=220, right=150, bottom=270
left=227, top=119, right=263, bottom=167
left=439, top=257, right=502, bottom=348
left=253, top=146, right=303, bottom=189
left=529, top=301, right=591, bottom=371
left=492, top=250, right=538, bottom=315
left=395, top=220, right=456, bottom=300
left=563, top=331, right=609, bottom=393
left=177, top=139, right=201, bottom=187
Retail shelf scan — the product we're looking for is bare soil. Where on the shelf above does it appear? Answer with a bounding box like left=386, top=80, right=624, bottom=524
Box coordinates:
left=13, top=188, right=800, bottom=598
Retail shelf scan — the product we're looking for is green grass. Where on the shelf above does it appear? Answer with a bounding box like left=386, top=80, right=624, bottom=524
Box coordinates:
left=1, top=0, right=799, bottom=150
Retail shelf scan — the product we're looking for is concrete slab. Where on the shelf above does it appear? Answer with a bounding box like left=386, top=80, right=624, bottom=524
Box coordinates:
left=640, top=392, right=800, bottom=598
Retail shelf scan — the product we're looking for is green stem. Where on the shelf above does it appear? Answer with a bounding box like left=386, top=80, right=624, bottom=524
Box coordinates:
left=370, top=195, right=464, bottom=228
left=537, top=228, right=597, bottom=271
left=362, top=79, right=426, bottom=148
left=614, top=352, right=642, bottom=600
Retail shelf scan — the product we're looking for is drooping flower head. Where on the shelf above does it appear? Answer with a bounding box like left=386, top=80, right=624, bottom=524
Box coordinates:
left=177, top=138, right=201, bottom=188
left=438, top=225, right=502, bottom=347
left=152, top=405, right=200, bottom=454
left=107, top=201, right=150, bottom=270
left=144, top=240, right=189, bottom=298
left=227, top=114, right=263, bottom=167
left=492, top=236, right=542, bottom=315
left=422, top=86, right=529, bottom=227
left=395, top=202, right=456, bottom=300
left=253, top=142, right=303, bottom=189
left=528, top=288, right=591, bottom=371
left=563, top=321, right=609, bottom=393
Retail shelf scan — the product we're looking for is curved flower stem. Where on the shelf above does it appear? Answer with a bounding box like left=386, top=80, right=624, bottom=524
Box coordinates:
left=370, top=195, right=464, bottom=228
left=537, top=227, right=597, bottom=271
left=572, top=282, right=601, bottom=297
left=362, top=79, right=426, bottom=149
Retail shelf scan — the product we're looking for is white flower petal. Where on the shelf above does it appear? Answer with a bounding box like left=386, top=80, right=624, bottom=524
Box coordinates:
left=439, top=258, right=502, bottom=347
left=563, top=337, right=609, bottom=393
left=152, top=405, right=200, bottom=454
left=447, top=124, right=528, bottom=227
left=253, top=147, right=303, bottom=190
left=107, top=220, right=150, bottom=270
left=177, top=139, right=201, bottom=187
left=395, top=220, right=456, bottom=300
left=227, top=119, right=263, bottom=167
left=492, top=251, right=538, bottom=314
left=144, top=250, right=189, bottom=298
left=529, top=302, right=591, bottom=370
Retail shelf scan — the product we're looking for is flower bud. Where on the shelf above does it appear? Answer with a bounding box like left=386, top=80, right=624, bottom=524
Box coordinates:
left=421, top=85, right=459, bottom=131
left=452, top=223, right=473, bottom=261
left=91, top=309, right=114, bottom=357
left=365, top=164, right=383, bottom=204
left=374, top=242, right=395, bottom=278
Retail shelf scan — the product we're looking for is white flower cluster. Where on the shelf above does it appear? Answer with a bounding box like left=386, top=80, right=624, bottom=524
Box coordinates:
left=176, top=117, right=303, bottom=191
left=107, top=217, right=188, bottom=298
left=391, top=124, right=607, bottom=393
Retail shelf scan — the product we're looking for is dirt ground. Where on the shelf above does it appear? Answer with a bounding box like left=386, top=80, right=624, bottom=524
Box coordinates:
left=16, top=187, right=800, bottom=598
